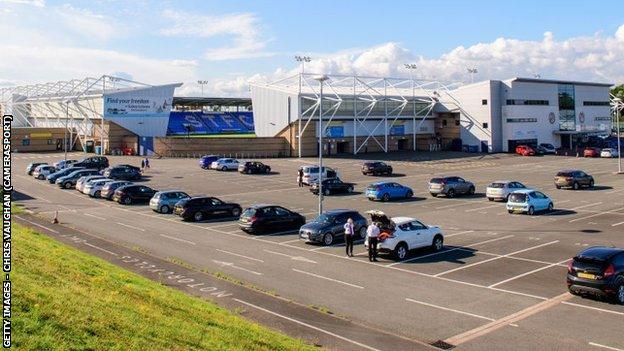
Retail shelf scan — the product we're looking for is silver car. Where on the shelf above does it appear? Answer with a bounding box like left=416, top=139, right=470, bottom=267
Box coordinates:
left=84, top=179, right=114, bottom=197
left=429, top=176, right=475, bottom=198
left=150, top=190, right=191, bottom=213
left=76, top=175, right=106, bottom=193
left=32, top=165, right=56, bottom=180
left=486, top=181, right=527, bottom=201
left=210, top=158, right=240, bottom=171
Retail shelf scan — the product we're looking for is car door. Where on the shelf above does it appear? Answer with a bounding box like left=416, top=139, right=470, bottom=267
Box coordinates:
left=456, top=177, right=468, bottom=194
left=332, top=214, right=348, bottom=237
left=273, top=207, right=293, bottom=231
left=410, top=220, right=431, bottom=248
left=577, top=171, right=589, bottom=186
left=532, top=191, right=546, bottom=211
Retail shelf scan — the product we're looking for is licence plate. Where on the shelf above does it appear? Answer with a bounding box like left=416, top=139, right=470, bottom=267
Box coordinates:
left=577, top=272, right=596, bottom=280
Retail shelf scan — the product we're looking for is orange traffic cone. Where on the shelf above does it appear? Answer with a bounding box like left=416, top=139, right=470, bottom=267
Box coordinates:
left=52, top=211, right=59, bottom=224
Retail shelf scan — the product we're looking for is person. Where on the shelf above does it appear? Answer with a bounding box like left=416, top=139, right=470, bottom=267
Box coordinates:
left=366, top=221, right=380, bottom=262
left=343, top=218, right=355, bottom=257
left=144, top=157, right=150, bottom=169
left=140, top=159, right=145, bottom=171
left=298, top=168, right=304, bottom=187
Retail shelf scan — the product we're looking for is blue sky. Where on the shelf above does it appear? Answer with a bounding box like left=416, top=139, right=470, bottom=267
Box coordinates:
left=1, top=0, right=623, bottom=95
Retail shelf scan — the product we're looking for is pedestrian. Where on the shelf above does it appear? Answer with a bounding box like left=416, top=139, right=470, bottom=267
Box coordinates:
left=298, top=168, right=304, bottom=187
left=366, top=221, right=380, bottom=262
left=145, top=157, right=150, bottom=169
left=343, top=218, right=355, bottom=257
left=140, top=159, right=145, bottom=171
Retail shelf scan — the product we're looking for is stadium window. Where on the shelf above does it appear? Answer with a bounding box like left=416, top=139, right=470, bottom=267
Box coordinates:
left=455, top=119, right=460, bottom=126
left=482, top=99, right=488, bottom=105
left=506, top=99, right=549, bottom=105
left=47, top=139, right=53, bottom=145
left=442, top=119, right=447, bottom=127
left=482, top=122, right=488, bottom=129
left=583, top=101, right=610, bottom=106
left=506, top=117, right=538, bottom=123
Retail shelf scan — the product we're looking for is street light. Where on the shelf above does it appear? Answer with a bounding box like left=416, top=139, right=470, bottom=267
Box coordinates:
left=197, top=80, right=209, bottom=97
left=467, top=67, right=478, bottom=84
left=294, top=56, right=311, bottom=74
left=404, top=63, right=418, bottom=80
left=614, top=97, right=623, bottom=174
left=314, top=74, right=329, bottom=215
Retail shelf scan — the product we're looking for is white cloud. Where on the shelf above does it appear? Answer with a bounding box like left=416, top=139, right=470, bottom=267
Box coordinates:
left=55, top=4, right=117, bottom=41
left=0, top=0, right=44, bottom=7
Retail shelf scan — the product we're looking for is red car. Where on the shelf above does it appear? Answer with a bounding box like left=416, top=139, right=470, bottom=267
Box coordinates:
left=583, top=147, right=601, bottom=158
left=515, top=145, right=536, bottom=156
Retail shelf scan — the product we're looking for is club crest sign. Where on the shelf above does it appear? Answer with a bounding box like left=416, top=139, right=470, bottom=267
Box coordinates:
left=548, top=112, right=556, bottom=124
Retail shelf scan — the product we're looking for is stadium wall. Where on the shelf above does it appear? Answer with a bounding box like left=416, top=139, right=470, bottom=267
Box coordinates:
left=154, top=136, right=289, bottom=158
left=12, top=127, right=70, bottom=153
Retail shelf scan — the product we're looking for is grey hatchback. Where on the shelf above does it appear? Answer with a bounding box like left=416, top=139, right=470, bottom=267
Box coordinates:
left=149, top=190, right=191, bottom=213
left=429, top=176, right=475, bottom=198
left=299, top=209, right=367, bottom=246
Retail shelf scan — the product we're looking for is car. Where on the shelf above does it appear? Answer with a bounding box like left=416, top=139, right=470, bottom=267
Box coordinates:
left=76, top=175, right=107, bottom=193
left=174, top=197, right=242, bottom=222
left=26, top=162, right=47, bottom=175
left=361, top=161, right=393, bottom=176
left=199, top=155, right=220, bottom=169
left=365, top=181, right=413, bottom=201
left=515, top=145, right=536, bottom=156
left=101, top=181, right=133, bottom=200
left=429, top=176, right=475, bottom=198
left=115, top=164, right=142, bottom=172
left=113, top=185, right=157, bottom=205
left=299, top=210, right=367, bottom=245
left=149, top=190, right=191, bottom=213
left=297, top=165, right=337, bottom=186
left=84, top=179, right=115, bottom=198
left=210, top=158, right=239, bottom=171
left=73, top=156, right=109, bottom=170
left=583, top=147, right=601, bottom=158
left=53, top=159, right=78, bottom=169
left=310, top=178, right=355, bottom=196
left=239, top=204, right=306, bottom=234
left=535, top=145, right=548, bottom=155
left=600, top=148, right=619, bottom=158
left=238, top=161, right=271, bottom=174
left=103, top=166, right=142, bottom=180
left=486, top=181, right=527, bottom=201
left=539, top=143, right=557, bottom=154
left=56, top=169, right=101, bottom=189
left=363, top=210, right=444, bottom=260
left=46, top=166, right=85, bottom=184
left=32, top=165, right=56, bottom=180
left=506, top=189, right=553, bottom=215
left=554, top=170, right=594, bottom=190
left=567, top=246, right=624, bottom=304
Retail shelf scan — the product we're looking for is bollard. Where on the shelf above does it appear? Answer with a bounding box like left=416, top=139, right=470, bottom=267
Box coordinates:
left=52, top=210, right=59, bottom=224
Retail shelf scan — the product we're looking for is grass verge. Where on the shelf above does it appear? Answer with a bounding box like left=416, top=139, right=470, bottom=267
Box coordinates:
left=13, top=223, right=316, bottom=350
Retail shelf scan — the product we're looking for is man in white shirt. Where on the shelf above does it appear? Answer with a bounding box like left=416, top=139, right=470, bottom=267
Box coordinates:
left=366, top=222, right=380, bottom=262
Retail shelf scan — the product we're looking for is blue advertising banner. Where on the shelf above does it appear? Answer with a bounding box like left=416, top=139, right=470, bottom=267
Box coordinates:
left=326, top=126, right=344, bottom=138
left=390, top=125, right=405, bottom=135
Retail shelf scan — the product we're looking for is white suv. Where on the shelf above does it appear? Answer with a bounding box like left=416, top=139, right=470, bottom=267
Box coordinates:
left=297, top=165, right=338, bottom=185
left=486, top=181, right=527, bottom=202
left=364, top=211, right=444, bottom=260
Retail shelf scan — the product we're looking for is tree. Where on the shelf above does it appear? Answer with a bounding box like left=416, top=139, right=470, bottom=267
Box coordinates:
left=612, top=84, right=624, bottom=99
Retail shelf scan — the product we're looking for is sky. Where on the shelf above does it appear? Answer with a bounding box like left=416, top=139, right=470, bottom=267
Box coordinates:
left=1, top=0, right=623, bottom=96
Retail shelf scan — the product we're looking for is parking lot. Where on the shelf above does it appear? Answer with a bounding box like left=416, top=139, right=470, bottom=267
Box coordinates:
left=13, top=151, right=624, bottom=351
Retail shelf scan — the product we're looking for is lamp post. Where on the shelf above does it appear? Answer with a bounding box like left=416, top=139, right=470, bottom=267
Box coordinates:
left=314, top=74, right=329, bottom=215
left=404, top=63, right=418, bottom=80
left=614, top=97, right=623, bottom=174
left=294, top=56, right=311, bottom=74
left=197, top=80, right=209, bottom=97
left=467, top=67, right=478, bottom=84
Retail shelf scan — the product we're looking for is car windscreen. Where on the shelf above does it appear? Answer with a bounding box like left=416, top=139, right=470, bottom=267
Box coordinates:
left=313, top=214, right=334, bottom=223
left=508, top=193, right=527, bottom=203
left=489, top=182, right=506, bottom=188
left=556, top=172, right=573, bottom=177
left=430, top=178, right=445, bottom=184
left=241, top=208, right=257, bottom=218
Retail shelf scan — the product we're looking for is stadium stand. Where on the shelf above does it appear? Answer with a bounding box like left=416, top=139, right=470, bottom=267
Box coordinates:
left=167, top=111, right=254, bottom=135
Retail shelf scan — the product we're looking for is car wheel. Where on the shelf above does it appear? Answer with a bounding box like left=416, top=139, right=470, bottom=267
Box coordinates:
left=508, top=209, right=514, bottom=214
left=382, top=193, right=390, bottom=202
left=193, top=211, right=205, bottom=222
left=347, top=186, right=354, bottom=193
left=38, top=175, right=44, bottom=180
left=94, top=190, right=101, bottom=198
left=394, top=243, right=408, bottom=260
left=488, top=197, right=494, bottom=202
left=266, top=168, right=271, bottom=174
left=123, top=197, right=132, bottom=205
left=160, top=205, right=170, bottom=214
left=323, top=233, right=333, bottom=246
left=221, top=166, right=227, bottom=171
left=324, top=188, right=331, bottom=196
left=615, top=279, right=624, bottom=305
left=468, top=186, right=475, bottom=195
left=432, top=235, right=444, bottom=252
left=573, top=182, right=580, bottom=190
left=548, top=203, right=554, bottom=212
left=64, top=182, right=72, bottom=189
left=555, top=185, right=561, bottom=189
left=359, top=227, right=367, bottom=239
left=247, top=169, right=252, bottom=174
left=405, top=190, right=413, bottom=198
left=231, top=207, right=241, bottom=217
left=527, top=206, right=534, bottom=215
left=589, top=179, right=594, bottom=188
left=447, top=189, right=455, bottom=198
left=430, top=193, right=438, bottom=197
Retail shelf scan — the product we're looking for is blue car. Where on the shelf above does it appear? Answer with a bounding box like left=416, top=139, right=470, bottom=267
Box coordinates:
left=365, top=182, right=413, bottom=202
left=199, top=155, right=220, bottom=169
left=46, top=166, right=85, bottom=184
left=506, top=189, right=554, bottom=215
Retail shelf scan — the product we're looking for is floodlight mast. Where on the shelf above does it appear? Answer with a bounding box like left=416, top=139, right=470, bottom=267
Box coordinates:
left=467, top=67, right=478, bottom=84
left=294, top=56, right=312, bottom=74
left=314, top=74, right=329, bottom=216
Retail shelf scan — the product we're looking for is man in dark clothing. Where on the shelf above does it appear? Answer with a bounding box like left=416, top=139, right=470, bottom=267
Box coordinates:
left=298, top=168, right=304, bottom=187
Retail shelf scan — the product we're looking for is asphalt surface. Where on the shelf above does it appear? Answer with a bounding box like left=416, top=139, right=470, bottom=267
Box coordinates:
left=13, top=151, right=624, bottom=351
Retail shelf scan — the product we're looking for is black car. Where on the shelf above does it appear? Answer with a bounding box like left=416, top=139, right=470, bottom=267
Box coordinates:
left=173, top=197, right=242, bottom=222
left=310, top=178, right=355, bottom=195
left=299, top=209, right=367, bottom=246
left=238, top=161, right=271, bottom=174
left=26, top=162, right=47, bottom=175
left=362, top=161, right=393, bottom=176
left=56, top=169, right=101, bottom=189
left=103, top=166, right=142, bottom=180
left=73, top=156, right=109, bottom=170
left=239, top=204, right=305, bottom=234
left=112, top=185, right=157, bottom=205
left=567, top=246, right=624, bottom=304
left=47, top=166, right=85, bottom=183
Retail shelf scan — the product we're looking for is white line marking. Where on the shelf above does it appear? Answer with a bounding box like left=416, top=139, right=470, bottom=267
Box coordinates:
left=488, top=258, right=570, bottom=288
left=83, top=213, right=106, bottom=220
left=292, top=268, right=364, bottom=289
left=215, top=249, right=264, bottom=263
left=115, top=222, right=146, bottom=232
left=570, top=202, right=603, bottom=211
left=208, top=222, right=240, bottom=229
left=435, top=201, right=475, bottom=210
left=445, top=230, right=475, bottom=238
left=465, top=204, right=501, bottom=213
left=561, top=301, right=624, bottom=316
left=159, top=234, right=196, bottom=245
left=15, top=216, right=59, bottom=233
left=405, top=298, right=495, bottom=321
left=589, top=342, right=624, bottom=351
left=212, top=260, right=262, bottom=275
left=83, top=242, right=119, bottom=256
left=233, top=298, right=382, bottom=351
left=569, top=207, right=624, bottom=223
left=612, top=221, right=624, bottom=227
left=264, top=250, right=317, bottom=264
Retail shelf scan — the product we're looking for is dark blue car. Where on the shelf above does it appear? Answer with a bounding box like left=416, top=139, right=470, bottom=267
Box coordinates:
left=199, top=155, right=220, bottom=169
left=46, top=166, right=85, bottom=184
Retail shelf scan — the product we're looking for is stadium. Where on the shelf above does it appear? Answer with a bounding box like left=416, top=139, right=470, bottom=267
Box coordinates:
left=0, top=73, right=614, bottom=157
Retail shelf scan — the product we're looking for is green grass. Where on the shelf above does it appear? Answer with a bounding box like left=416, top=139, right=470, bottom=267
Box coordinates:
left=13, top=223, right=316, bottom=351
left=168, top=133, right=256, bottom=139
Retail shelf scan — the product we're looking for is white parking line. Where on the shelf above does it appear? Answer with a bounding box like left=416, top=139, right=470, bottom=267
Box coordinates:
left=561, top=301, right=624, bottom=316
left=435, top=201, right=475, bottom=210
left=83, top=213, right=106, bottom=220
left=159, top=234, right=196, bottom=245
left=612, top=221, right=624, bottom=227
left=115, top=222, right=146, bottom=232
left=488, top=258, right=570, bottom=288
left=405, top=298, right=495, bottom=321
left=589, top=342, right=624, bottom=351
left=570, top=202, right=603, bottom=211
left=569, top=207, right=624, bottom=223
left=292, top=268, right=364, bottom=289
left=465, top=204, right=501, bottom=213
left=215, top=248, right=264, bottom=263
left=445, top=230, right=475, bottom=238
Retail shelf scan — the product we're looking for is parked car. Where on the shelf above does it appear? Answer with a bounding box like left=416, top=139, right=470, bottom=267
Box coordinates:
left=363, top=210, right=444, bottom=260
left=506, top=189, right=553, bottom=215
left=583, top=147, right=601, bottom=158
left=310, top=178, right=355, bottom=195
left=299, top=209, right=367, bottom=246
left=76, top=175, right=107, bottom=193
left=101, top=181, right=133, bottom=200
left=297, top=165, right=337, bottom=186
left=429, top=176, right=475, bottom=198
left=486, top=181, right=527, bottom=201
left=515, top=145, right=536, bottom=156
left=149, top=190, right=191, bottom=213
left=73, top=156, right=109, bottom=170
left=554, top=170, right=594, bottom=190
left=173, top=197, right=242, bottom=222
left=115, top=164, right=142, bottom=172
left=567, top=246, right=624, bottom=304
left=361, top=161, right=393, bottom=176
left=53, top=159, right=78, bottom=169
left=113, top=185, right=157, bottom=205
left=32, top=165, right=56, bottom=180
left=26, top=162, right=47, bottom=175
left=600, top=148, right=619, bottom=158
left=103, top=166, right=142, bottom=180
left=56, top=169, right=101, bottom=189
left=365, top=181, right=413, bottom=201
left=84, top=179, right=115, bottom=198
left=47, top=166, right=85, bottom=184
left=210, top=158, right=239, bottom=171
left=239, top=204, right=306, bottom=234
left=238, top=161, right=271, bottom=174
left=199, top=155, right=220, bottom=169
left=539, top=143, right=557, bottom=154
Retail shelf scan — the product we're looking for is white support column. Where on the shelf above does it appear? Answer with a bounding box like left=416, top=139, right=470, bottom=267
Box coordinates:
left=384, top=79, right=388, bottom=152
